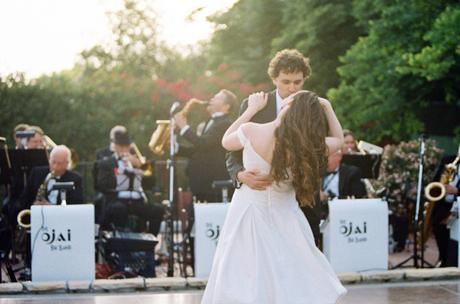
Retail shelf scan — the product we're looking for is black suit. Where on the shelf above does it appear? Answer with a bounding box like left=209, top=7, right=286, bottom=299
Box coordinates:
left=226, top=91, right=277, bottom=186
left=21, top=166, right=84, bottom=208
left=178, top=114, right=233, bottom=202
left=95, top=146, right=113, bottom=161
left=431, top=155, right=460, bottom=267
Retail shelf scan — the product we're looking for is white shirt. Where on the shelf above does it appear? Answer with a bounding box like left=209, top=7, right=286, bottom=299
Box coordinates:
left=46, top=176, right=61, bottom=205
left=446, top=166, right=460, bottom=203
left=275, top=90, right=283, bottom=115
left=323, top=168, right=340, bottom=198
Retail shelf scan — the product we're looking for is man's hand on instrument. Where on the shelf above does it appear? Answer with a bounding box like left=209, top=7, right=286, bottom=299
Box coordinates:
left=237, top=169, right=273, bottom=190
left=174, top=112, right=187, bottom=129
left=445, top=184, right=459, bottom=195
left=34, top=199, right=50, bottom=206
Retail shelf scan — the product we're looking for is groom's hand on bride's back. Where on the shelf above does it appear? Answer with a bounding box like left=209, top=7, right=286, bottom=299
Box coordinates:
left=237, top=169, right=273, bottom=190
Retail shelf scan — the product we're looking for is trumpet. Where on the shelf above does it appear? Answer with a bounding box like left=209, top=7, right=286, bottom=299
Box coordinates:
left=149, top=98, right=209, bottom=155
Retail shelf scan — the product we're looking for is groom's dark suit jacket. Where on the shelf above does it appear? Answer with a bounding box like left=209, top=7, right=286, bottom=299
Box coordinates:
left=225, top=90, right=324, bottom=246
left=226, top=90, right=278, bottom=185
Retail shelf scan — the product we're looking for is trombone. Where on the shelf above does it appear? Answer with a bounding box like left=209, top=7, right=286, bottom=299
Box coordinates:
left=131, top=142, right=154, bottom=177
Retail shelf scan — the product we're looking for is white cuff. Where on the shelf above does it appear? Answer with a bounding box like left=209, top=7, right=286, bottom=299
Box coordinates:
left=180, top=125, right=190, bottom=136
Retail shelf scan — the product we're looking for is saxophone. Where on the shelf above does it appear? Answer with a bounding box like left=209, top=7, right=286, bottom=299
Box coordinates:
left=148, top=98, right=209, bottom=155
left=419, top=145, right=460, bottom=245
left=17, top=173, right=53, bottom=229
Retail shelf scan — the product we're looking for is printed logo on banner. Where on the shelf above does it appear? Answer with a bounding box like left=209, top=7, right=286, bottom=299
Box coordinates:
left=205, top=222, right=220, bottom=246
left=40, top=226, right=72, bottom=251
left=339, top=219, right=367, bottom=244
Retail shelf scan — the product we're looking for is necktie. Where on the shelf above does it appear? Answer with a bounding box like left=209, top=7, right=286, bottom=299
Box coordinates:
left=203, top=118, right=214, bottom=133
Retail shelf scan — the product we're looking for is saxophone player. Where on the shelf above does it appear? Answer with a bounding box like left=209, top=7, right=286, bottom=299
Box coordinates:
left=174, top=89, right=238, bottom=202
left=431, top=149, right=460, bottom=267
left=20, top=145, right=83, bottom=207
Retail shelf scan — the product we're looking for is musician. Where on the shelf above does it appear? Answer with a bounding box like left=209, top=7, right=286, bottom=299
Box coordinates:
left=320, top=149, right=367, bottom=202
left=13, top=123, right=30, bottom=149
left=21, top=145, right=83, bottom=208
left=96, top=125, right=142, bottom=167
left=94, top=130, right=164, bottom=236
left=2, top=124, right=45, bottom=228
left=342, top=129, right=359, bottom=154
left=25, top=125, right=45, bottom=150
left=174, top=89, right=237, bottom=202
left=431, top=153, right=460, bottom=267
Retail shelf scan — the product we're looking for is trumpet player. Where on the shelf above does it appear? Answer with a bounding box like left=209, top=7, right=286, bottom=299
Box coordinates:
left=431, top=151, right=460, bottom=267
left=20, top=145, right=83, bottom=207
left=94, top=130, right=164, bottom=236
left=175, top=89, right=238, bottom=202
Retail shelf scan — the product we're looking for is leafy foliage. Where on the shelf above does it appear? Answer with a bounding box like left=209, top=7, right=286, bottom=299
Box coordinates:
left=329, top=1, right=460, bottom=144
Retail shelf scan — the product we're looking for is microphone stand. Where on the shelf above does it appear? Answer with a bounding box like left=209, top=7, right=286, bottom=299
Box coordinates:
left=166, top=103, right=179, bottom=277
left=393, top=135, right=433, bottom=268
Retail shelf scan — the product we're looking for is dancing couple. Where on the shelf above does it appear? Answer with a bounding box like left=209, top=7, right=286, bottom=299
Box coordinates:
left=202, top=49, right=347, bottom=304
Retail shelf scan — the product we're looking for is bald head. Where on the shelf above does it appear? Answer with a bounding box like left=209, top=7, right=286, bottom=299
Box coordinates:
left=327, top=149, right=343, bottom=172
left=49, top=145, right=71, bottom=176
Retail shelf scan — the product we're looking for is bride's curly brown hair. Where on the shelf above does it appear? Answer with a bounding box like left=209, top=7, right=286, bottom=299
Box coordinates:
left=270, top=91, right=328, bottom=207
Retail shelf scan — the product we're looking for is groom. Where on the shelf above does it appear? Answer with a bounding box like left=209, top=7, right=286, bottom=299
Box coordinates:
left=226, top=49, right=323, bottom=245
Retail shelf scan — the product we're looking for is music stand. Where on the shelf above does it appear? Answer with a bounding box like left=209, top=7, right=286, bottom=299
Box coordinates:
left=342, top=154, right=382, bottom=179
left=4, top=149, right=48, bottom=187
left=51, top=182, right=75, bottom=206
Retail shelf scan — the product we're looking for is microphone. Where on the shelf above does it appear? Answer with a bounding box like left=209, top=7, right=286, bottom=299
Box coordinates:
left=170, top=101, right=182, bottom=116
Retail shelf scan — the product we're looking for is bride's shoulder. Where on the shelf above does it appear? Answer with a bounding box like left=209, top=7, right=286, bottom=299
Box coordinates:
left=240, top=122, right=264, bottom=135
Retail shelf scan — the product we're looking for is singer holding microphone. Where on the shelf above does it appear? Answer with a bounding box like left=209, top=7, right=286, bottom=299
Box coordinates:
left=174, top=89, right=238, bottom=203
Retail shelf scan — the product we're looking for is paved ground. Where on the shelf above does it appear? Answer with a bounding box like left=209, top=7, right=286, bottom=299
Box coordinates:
left=1, top=280, right=459, bottom=304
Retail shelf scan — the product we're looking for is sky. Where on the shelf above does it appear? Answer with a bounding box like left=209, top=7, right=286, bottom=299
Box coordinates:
left=0, top=0, right=237, bottom=78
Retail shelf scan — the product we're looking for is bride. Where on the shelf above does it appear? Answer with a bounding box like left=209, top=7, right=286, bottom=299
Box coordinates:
left=201, top=90, right=347, bottom=304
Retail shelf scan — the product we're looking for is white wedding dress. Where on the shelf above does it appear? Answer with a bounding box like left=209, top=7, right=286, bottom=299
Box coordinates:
left=201, top=126, right=346, bottom=304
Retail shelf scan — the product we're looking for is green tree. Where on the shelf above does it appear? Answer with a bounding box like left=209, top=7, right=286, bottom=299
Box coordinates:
left=272, top=0, right=364, bottom=96
left=206, top=0, right=283, bottom=84
left=329, top=1, right=460, bottom=144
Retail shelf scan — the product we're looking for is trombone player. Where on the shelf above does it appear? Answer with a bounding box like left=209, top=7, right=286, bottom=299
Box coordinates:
left=94, top=130, right=164, bottom=236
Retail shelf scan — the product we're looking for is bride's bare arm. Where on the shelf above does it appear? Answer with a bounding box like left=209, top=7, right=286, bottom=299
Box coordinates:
left=319, top=97, right=344, bottom=154
left=222, top=92, right=267, bottom=151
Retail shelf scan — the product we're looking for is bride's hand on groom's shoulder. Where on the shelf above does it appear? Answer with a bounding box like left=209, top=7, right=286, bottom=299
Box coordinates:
left=247, top=92, right=268, bottom=113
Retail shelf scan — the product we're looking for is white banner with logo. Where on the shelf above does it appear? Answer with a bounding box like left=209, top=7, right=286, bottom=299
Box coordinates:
left=31, top=205, right=95, bottom=282
left=322, top=198, right=388, bottom=273
left=194, top=203, right=229, bottom=278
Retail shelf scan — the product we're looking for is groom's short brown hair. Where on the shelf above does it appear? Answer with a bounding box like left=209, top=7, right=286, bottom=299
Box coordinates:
left=267, top=49, right=311, bottom=80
